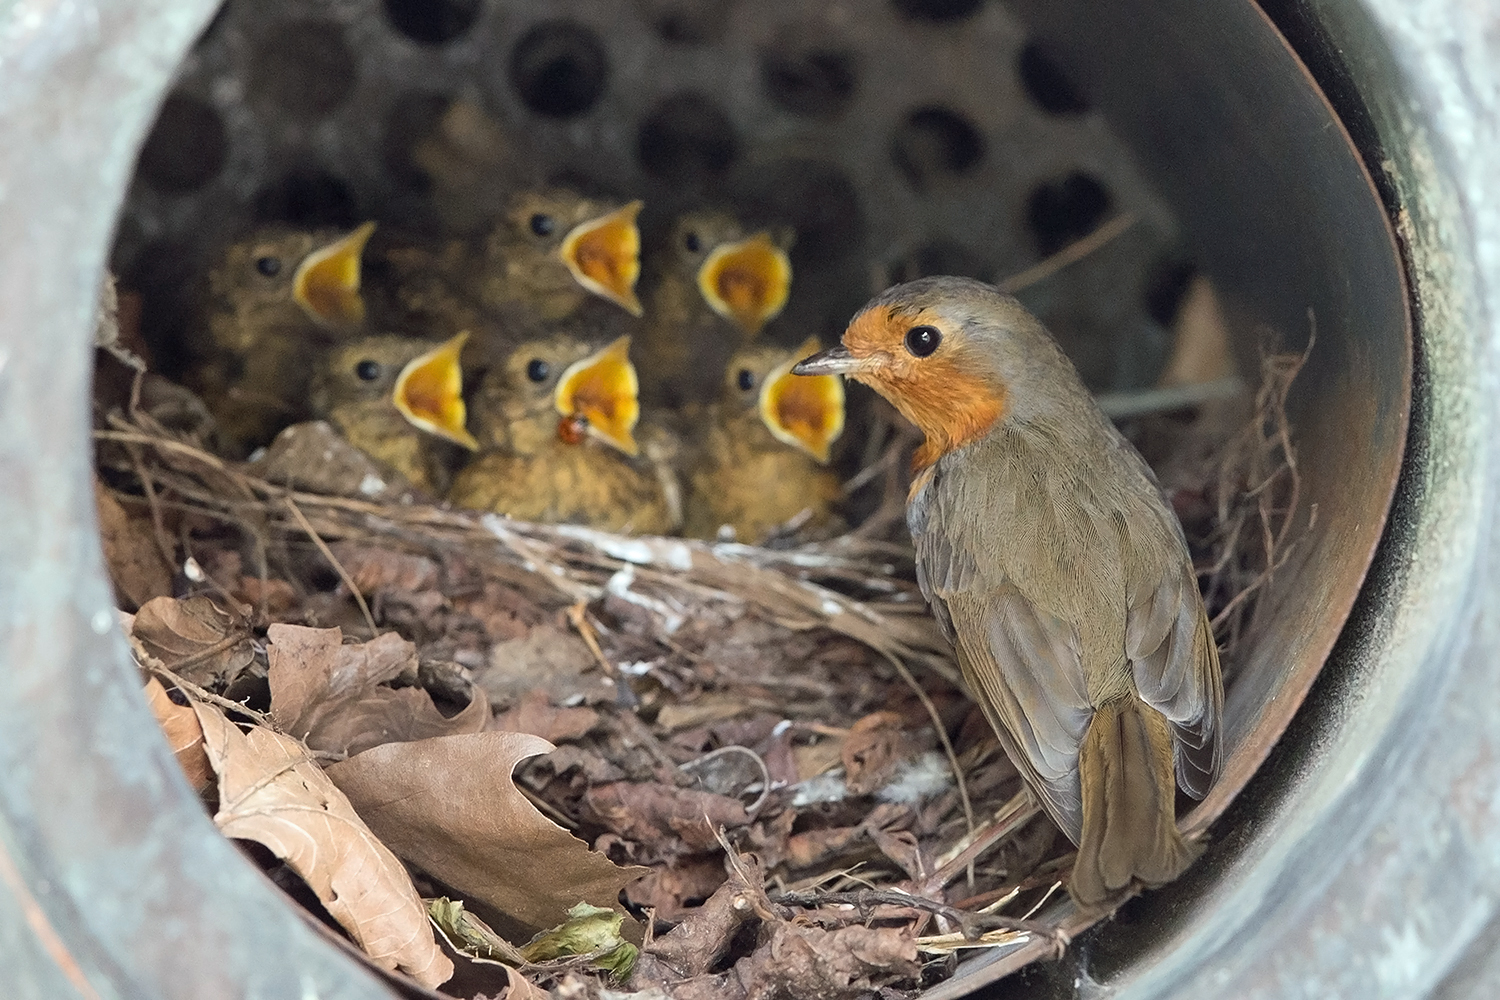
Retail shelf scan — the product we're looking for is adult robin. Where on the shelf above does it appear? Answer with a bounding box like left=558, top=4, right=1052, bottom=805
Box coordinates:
left=635, top=211, right=793, bottom=407
left=194, top=221, right=376, bottom=450
left=311, top=331, right=477, bottom=496
left=794, top=276, right=1223, bottom=909
left=448, top=335, right=675, bottom=534
left=682, top=337, right=845, bottom=543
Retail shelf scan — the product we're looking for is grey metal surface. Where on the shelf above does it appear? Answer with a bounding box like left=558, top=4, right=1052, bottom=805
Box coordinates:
left=112, top=0, right=1180, bottom=394
left=0, top=1, right=395, bottom=996
left=965, top=0, right=1500, bottom=997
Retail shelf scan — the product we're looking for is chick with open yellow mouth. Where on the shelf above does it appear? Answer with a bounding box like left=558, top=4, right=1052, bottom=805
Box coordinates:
left=682, top=337, right=845, bottom=543
left=635, top=211, right=795, bottom=407
left=479, top=189, right=644, bottom=320
left=311, top=330, right=477, bottom=496
left=193, top=221, right=378, bottom=451
left=448, top=335, right=675, bottom=534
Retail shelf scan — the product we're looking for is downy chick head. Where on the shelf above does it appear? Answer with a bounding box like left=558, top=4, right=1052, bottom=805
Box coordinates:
left=473, top=335, right=641, bottom=458
left=719, top=336, right=845, bottom=464
left=665, top=211, right=793, bottom=337
left=484, top=188, right=643, bottom=317
left=312, top=330, right=478, bottom=450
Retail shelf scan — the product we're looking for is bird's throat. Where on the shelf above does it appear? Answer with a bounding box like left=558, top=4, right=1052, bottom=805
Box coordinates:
left=862, top=361, right=1007, bottom=470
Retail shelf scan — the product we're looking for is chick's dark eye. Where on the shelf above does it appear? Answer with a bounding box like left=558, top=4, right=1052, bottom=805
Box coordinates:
left=526, top=359, right=551, bottom=383
left=684, top=231, right=701, bottom=253
left=736, top=369, right=755, bottom=392
left=255, top=256, right=281, bottom=277
left=904, top=324, right=942, bottom=358
left=355, top=360, right=382, bottom=381
left=529, top=213, right=555, bottom=237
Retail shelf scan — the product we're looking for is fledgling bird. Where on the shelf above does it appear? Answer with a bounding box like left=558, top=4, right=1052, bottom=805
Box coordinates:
left=682, top=337, right=846, bottom=543
left=635, top=211, right=793, bottom=407
left=795, top=277, right=1223, bottom=910
left=195, top=221, right=377, bottom=450
left=448, top=335, right=676, bottom=534
left=311, top=331, right=478, bottom=496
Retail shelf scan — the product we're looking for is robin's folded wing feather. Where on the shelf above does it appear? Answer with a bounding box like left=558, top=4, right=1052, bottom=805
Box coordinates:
left=945, top=587, right=1093, bottom=843
left=1125, top=558, right=1223, bottom=799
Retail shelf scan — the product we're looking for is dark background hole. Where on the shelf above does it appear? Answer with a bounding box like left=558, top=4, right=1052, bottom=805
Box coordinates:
left=253, top=169, right=359, bottom=228
left=733, top=158, right=864, bottom=265
left=509, top=21, right=609, bottom=118
left=1025, top=171, right=1112, bottom=256
left=382, top=0, right=481, bottom=45
left=381, top=92, right=452, bottom=193
left=761, top=44, right=857, bottom=117
left=1143, top=257, right=1200, bottom=326
left=891, top=0, right=986, bottom=23
left=246, top=20, right=358, bottom=121
left=636, top=0, right=729, bottom=44
left=892, top=239, right=991, bottom=283
left=1018, top=42, right=1089, bottom=115
left=137, top=93, right=227, bottom=193
left=891, top=106, right=985, bottom=190
left=637, top=93, right=738, bottom=182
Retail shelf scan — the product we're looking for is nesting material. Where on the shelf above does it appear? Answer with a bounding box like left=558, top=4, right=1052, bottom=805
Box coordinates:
left=94, top=306, right=1305, bottom=996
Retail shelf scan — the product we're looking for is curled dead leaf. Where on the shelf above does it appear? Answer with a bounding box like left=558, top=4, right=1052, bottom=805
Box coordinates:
left=584, top=782, right=752, bottom=855
left=131, top=595, right=254, bottom=686
left=193, top=702, right=452, bottom=988
left=326, top=731, right=645, bottom=936
left=142, top=678, right=213, bottom=792
left=842, top=711, right=917, bottom=796
left=94, top=480, right=173, bottom=610
left=267, top=624, right=488, bottom=758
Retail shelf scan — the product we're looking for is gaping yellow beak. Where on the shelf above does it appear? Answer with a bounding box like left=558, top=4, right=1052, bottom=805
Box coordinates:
left=554, top=335, right=641, bottom=456
left=697, top=232, right=792, bottom=336
left=760, top=337, right=845, bottom=464
left=293, top=221, right=376, bottom=327
left=393, top=331, right=479, bottom=450
left=558, top=201, right=644, bottom=317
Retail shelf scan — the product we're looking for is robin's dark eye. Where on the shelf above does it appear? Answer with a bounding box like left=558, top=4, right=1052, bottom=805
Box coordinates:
left=529, top=213, right=555, bottom=237
left=736, top=369, right=755, bottom=392
left=255, top=256, right=281, bottom=277
left=355, top=360, right=382, bottom=381
left=904, top=324, right=942, bottom=358
left=526, top=359, right=551, bottom=383
left=684, top=231, right=701, bottom=253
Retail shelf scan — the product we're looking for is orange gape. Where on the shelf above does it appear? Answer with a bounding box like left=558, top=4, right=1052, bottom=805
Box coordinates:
left=794, top=276, right=1224, bottom=911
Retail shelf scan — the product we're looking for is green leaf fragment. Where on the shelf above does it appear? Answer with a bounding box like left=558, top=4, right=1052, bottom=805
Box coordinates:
left=521, top=902, right=639, bottom=980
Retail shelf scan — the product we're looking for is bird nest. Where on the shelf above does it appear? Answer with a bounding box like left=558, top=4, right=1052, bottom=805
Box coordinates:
left=91, top=294, right=1306, bottom=998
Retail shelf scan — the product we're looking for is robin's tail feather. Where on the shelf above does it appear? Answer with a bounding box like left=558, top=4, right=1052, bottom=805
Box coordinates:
left=1070, top=697, right=1202, bottom=910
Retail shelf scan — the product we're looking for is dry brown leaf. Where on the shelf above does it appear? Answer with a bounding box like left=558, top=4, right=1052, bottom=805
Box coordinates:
left=625, top=856, right=728, bottom=922
left=193, top=702, right=452, bottom=987
left=475, top=625, right=615, bottom=707
left=327, top=541, right=442, bottom=596
left=142, top=678, right=212, bottom=792
left=842, top=711, right=917, bottom=796
left=492, top=689, right=600, bottom=743
left=94, top=480, right=173, bottom=610
left=267, top=624, right=488, bottom=758
left=584, top=783, right=752, bottom=855
left=326, top=731, right=645, bottom=936
left=131, top=595, right=254, bottom=685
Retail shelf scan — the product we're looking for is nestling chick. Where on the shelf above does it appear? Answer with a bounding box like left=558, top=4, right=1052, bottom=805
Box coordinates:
left=448, top=336, right=675, bottom=533
left=682, top=337, right=845, bottom=543
left=312, top=331, right=477, bottom=496
left=195, top=222, right=376, bottom=450
left=478, top=188, right=644, bottom=320
left=635, top=211, right=793, bottom=407
left=796, top=277, right=1224, bottom=910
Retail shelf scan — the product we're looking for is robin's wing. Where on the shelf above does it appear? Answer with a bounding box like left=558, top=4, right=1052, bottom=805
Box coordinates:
left=909, top=471, right=1092, bottom=843
left=1125, top=554, right=1224, bottom=799
left=945, top=587, right=1093, bottom=843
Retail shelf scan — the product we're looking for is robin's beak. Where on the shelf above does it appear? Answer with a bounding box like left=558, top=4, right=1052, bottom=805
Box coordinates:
left=558, top=201, right=644, bottom=316
left=696, top=232, right=792, bottom=336
left=791, top=345, right=871, bottom=377
left=293, top=221, right=376, bottom=327
left=761, top=337, right=846, bottom=464
left=554, top=335, right=641, bottom=456
left=393, top=331, right=479, bottom=450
